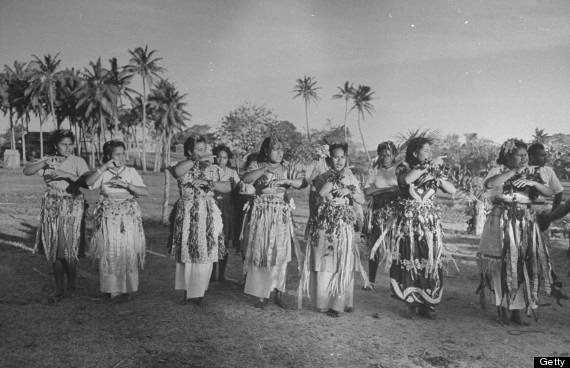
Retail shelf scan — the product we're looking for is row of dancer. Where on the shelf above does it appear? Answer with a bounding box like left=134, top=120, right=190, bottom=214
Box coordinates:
left=25, top=130, right=563, bottom=324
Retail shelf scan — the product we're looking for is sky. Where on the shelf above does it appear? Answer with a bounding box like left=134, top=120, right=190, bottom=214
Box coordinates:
left=1, top=0, right=570, bottom=148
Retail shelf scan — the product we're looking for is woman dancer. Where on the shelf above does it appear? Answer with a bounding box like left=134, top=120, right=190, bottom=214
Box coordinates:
left=301, top=143, right=368, bottom=317
left=86, top=140, right=147, bottom=303
left=168, top=136, right=229, bottom=305
left=242, top=136, right=305, bottom=309
left=24, top=130, right=89, bottom=300
left=303, top=144, right=330, bottom=240
left=210, top=144, right=240, bottom=282
left=363, top=141, right=400, bottom=290
left=389, top=137, right=456, bottom=319
left=477, top=139, right=553, bottom=325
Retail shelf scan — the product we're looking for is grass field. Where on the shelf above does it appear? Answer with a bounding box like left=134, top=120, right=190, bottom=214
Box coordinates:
left=1, top=167, right=570, bottom=368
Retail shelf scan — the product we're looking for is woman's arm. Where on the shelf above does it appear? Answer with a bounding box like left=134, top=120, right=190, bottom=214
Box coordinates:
left=171, top=159, right=196, bottom=179
left=85, top=161, right=114, bottom=186
left=484, top=169, right=517, bottom=189
left=364, top=185, right=399, bottom=197
left=23, top=157, right=52, bottom=176
left=401, top=167, right=428, bottom=185
left=243, top=167, right=266, bottom=184
left=438, top=178, right=457, bottom=194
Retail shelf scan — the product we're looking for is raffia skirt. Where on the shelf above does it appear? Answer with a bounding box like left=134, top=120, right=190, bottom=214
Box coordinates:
left=388, top=200, right=446, bottom=308
left=90, top=196, right=146, bottom=294
left=243, top=193, right=294, bottom=299
left=35, top=189, right=86, bottom=264
left=299, top=202, right=369, bottom=311
left=477, top=203, right=552, bottom=311
left=169, top=194, right=225, bottom=297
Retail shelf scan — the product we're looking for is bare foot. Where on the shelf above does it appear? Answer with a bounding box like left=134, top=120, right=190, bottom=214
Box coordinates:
left=326, top=309, right=340, bottom=318
left=254, top=299, right=269, bottom=309
left=509, top=310, right=530, bottom=326
left=406, top=305, right=416, bottom=319
left=496, top=307, right=510, bottom=326
left=362, top=283, right=375, bottom=291
left=418, top=306, right=437, bottom=320
left=344, top=307, right=354, bottom=313
left=218, top=275, right=228, bottom=282
left=196, top=297, right=204, bottom=307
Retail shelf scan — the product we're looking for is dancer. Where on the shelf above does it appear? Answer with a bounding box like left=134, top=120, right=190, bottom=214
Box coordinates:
left=24, top=130, right=89, bottom=300
left=86, top=140, right=147, bottom=303
left=478, top=139, right=553, bottom=325
left=168, top=136, right=228, bottom=305
left=303, top=144, right=330, bottom=240
left=210, top=144, right=241, bottom=282
left=363, top=141, right=400, bottom=290
left=389, top=137, right=456, bottom=319
left=300, top=143, right=368, bottom=317
left=242, top=136, right=305, bottom=309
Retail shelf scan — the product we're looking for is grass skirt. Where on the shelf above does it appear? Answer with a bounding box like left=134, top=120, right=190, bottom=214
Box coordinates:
left=298, top=201, right=370, bottom=309
left=35, top=189, right=86, bottom=264
left=242, top=193, right=294, bottom=270
left=168, top=193, right=225, bottom=264
left=90, top=196, right=146, bottom=277
left=477, top=203, right=553, bottom=310
left=387, top=199, right=447, bottom=307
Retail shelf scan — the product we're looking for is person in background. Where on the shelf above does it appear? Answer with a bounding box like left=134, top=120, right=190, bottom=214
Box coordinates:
left=210, top=144, right=241, bottom=282
left=363, top=141, right=401, bottom=291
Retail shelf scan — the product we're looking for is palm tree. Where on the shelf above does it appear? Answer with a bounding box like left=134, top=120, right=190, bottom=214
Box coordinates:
left=57, top=68, right=84, bottom=155
left=125, top=45, right=165, bottom=172
left=350, top=85, right=375, bottom=165
left=77, top=58, right=120, bottom=166
left=28, top=54, right=62, bottom=129
left=292, top=75, right=320, bottom=140
left=148, top=79, right=190, bottom=223
left=107, top=58, right=135, bottom=138
left=532, top=128, right=550, bottom=144
left=5, top=62, right=33, bottom=163
left=332, top=81, right=355, bottom=142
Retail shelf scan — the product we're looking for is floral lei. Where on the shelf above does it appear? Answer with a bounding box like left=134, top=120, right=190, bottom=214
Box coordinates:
left=326, top=169, right=357, bottom=198
left=500, top=165, right=544, bottom=201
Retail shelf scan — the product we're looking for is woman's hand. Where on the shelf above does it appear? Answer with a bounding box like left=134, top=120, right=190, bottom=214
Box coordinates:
left=191, top=179, right=209, bottom=188
left=45, top=156, right=64, bottom=169
left=107, top=178, right=129, bottom=189
left=332, top=188, right=351, bottom=197
left=512, top=178, right=532, bottom=188
left=431, top=156, right=445, bottom=166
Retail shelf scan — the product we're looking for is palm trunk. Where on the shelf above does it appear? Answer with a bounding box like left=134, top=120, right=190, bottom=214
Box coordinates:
left=304, top=100, right=310, bottom=141
left=21, top=118, right=27, bottom=165
left=39, top=111, right=44, bottom=159
left=358, top=114, right=372, bottom=165
left=98, top=106, right=104, bottom=153
left=9, top=109, right=16, bottom=150
left=74, top=119, right=81, bottom=156
left=90, top=135, right=95, bottom=168
left=141, top=79, right=148, bottom=173
left=343, top=100, right=349, bottom=141
left=162, top=133, right=172, bottom=224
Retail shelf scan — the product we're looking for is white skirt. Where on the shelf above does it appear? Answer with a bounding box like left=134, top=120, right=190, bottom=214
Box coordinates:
left=244, top=263, right=287, bottom=299
left=99, top=261, right=139, bottom=294
left=175, top=262, right=213, bottom=298
left=310, top=271, right=354, bottom=312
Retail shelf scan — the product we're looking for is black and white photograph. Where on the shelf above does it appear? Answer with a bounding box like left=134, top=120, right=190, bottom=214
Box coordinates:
left=1, top=1, right=570, bottom=367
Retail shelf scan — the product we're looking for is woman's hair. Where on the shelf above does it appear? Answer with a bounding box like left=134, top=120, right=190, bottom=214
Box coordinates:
left=527, top=143, right=544, bottom=158
left=183, top=136, right=207, bottom=158
left=374, top=141, right=397, bottom=167
left=328, top=142, right=349, bottom=156
left=497, top=138, right=527, bottom=165
left=102, top=140, right=126, bottom=163
left=212, top=144, right=233, bottom=159
left=405, top=137, right=431, bottom=166
left=50, top=129, right=75, bottom=149
left=244, top=152, right=258, bottom=168
left=257, top=136, right=282, bottom=163
left=377, top=141, right=396, bottom=156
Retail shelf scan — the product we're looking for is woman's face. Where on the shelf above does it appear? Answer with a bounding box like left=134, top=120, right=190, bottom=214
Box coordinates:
left=330, top=147, right=347, bottom=171
left=378, top=148, right=394, bottom=169
left=505, top=147, right=528, bottom=170
left=193, top=142, right=207, bottom=158
left=268, top=144, right=284, bottom=164
left=414, top=143, right=431, bottom=164
left=110, top=146, right=126, bottom=168
left=55, top=137, right=74, bottom=157
left=216, top=150, right=229, bottom=168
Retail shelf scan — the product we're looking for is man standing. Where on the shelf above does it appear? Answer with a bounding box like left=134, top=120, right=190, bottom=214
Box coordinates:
left=528, top=143, right=564, bottom=211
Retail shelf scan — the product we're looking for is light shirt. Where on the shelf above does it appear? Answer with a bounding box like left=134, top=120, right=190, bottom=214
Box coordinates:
left=38, top=155, right=89, bottom=191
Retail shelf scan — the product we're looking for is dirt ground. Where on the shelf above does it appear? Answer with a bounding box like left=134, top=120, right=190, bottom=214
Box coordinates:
left=1, top=168, right=569, bottom=368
